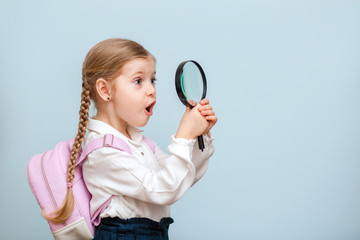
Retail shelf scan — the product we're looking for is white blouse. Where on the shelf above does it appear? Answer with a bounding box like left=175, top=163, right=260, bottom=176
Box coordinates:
left=82, top=118, right=214, bottom=222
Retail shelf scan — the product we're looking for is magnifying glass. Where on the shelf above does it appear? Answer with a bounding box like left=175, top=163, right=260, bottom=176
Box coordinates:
left=175, top=60, right=207, bottom=151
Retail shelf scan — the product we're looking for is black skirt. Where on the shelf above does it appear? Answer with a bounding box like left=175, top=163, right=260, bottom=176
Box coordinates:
left=93, top=217, right=174, bottom=240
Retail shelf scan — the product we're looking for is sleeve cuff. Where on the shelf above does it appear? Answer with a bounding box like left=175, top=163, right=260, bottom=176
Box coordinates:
left=167, top=135, right=196, bottom=163
left=170, top=135, right=197, bottom=146
left=203, top=132, right=215, bottom=142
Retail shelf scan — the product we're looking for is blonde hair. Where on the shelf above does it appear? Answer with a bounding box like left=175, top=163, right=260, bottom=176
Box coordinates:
left=44, top=38, right=153, bottom=224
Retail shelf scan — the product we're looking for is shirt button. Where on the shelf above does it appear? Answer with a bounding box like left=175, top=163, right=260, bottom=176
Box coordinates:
left=141, top=152, right=144, bottom=156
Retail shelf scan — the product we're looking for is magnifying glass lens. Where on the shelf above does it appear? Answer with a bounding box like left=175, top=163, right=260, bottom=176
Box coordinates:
left=181, top=62, right=204, bottom=104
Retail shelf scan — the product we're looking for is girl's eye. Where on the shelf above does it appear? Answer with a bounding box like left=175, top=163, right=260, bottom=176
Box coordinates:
left=134, top=78, right=142, bottom=84
left=151, top=78, right=157, bottom=84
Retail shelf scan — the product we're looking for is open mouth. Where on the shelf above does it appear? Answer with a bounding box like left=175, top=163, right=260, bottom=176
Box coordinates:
left=145, top=102, right=156, bottom=115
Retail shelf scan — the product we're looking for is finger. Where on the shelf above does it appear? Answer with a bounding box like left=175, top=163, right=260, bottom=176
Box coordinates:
left=200, top=98, right=209, bottom=105
left=198, top=105, right=212, bottom=112
left=200, top=110, right=215, bottom=116
left=188, top=99, right=197, bottom=107
left=205, top=120, right=216, bottom=133
left=205, top=115, right=218, bottom=123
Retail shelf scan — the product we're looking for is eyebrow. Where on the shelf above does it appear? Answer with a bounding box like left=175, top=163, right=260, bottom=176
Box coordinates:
left=130, top=71, right=156, bottom=76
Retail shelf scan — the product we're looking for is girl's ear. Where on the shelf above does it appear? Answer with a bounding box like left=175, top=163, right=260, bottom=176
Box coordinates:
left=95, top=78, right=111, bottom=102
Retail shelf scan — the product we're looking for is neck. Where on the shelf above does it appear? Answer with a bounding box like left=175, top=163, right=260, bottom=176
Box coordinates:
left=94, top=112, right=132, bottom=140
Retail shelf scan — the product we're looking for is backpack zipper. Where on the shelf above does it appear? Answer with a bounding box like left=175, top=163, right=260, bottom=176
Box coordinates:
left=41, top=152, right=66, bottom=225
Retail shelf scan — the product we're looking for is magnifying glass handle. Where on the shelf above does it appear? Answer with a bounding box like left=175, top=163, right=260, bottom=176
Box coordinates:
left=198, top=135, right=205, bottom=151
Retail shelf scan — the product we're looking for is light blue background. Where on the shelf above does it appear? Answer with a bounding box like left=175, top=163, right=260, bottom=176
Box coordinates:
left=1, top=0, right=359, bottom=239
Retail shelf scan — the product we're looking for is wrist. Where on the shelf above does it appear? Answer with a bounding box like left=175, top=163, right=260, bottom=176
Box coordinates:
left=175, top=130, right=195, bottom=140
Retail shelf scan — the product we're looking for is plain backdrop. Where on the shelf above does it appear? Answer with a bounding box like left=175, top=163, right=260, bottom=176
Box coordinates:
left=1, top=0, right=359, bottom=239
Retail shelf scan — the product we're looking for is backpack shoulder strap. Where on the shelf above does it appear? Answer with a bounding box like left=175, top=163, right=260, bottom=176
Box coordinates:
left=142, top=135, right=156, bottom=154
left=76, top=134, right=156, bottom=166
left=76, top=134, right=131, bottom=166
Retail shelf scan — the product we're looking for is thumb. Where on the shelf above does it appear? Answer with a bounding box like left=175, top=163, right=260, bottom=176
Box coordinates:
left=188, top=99, right=197, bottom=107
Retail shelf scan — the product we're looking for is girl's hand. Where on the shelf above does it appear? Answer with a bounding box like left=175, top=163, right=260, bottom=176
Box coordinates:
left=175, top=98, right=217, bottom=140
left=198, top=98, right=217, bottom=135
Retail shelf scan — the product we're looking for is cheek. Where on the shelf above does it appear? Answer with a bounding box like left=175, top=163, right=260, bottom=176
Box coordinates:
left=117, top=91, right=143, bottom=111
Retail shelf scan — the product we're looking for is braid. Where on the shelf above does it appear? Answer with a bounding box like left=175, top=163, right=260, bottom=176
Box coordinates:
left=67, top=82, right=91, bottom=183
left=43, top=81, right=91, bottom=224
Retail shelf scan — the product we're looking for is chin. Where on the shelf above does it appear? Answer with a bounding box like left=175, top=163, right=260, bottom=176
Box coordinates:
left=132, top=120, right=149, bottom=128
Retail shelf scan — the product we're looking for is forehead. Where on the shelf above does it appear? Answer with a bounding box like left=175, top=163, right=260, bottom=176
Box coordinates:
left=120, top=57, right=156, bottom=76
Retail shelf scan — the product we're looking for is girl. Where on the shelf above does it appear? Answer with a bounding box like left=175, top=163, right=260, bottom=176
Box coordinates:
left=46, top=38, right=217, bottom=239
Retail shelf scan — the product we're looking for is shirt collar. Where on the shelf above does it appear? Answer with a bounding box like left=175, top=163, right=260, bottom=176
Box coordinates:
left=87, top=118, right=144, bottom=145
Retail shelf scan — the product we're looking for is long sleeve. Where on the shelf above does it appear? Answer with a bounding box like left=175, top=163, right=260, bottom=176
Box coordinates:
left=83, top=135, right=197, bottom=207
left=155, top=134, right=215, bottom=186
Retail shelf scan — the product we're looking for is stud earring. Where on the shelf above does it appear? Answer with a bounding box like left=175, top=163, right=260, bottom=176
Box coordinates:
left=107, top=97, right=110, bottom=101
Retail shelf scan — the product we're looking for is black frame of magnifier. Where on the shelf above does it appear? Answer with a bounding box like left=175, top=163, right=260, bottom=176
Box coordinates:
left=175, top=60, right=207, bottom=108
left=175, top=60, right=207, bottom=151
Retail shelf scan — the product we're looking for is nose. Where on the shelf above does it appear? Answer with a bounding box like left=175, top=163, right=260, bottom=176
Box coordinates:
left=146, top=82, right=156, bottom=97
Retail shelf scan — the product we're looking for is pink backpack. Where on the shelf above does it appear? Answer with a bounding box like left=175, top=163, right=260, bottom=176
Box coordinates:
left=27, top=134, right=155, bottom=240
